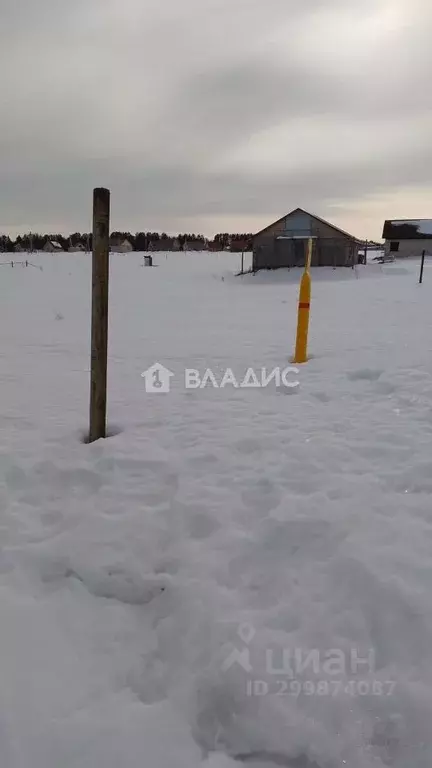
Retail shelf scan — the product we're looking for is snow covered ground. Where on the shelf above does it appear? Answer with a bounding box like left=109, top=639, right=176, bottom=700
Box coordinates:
left=1, top=251, right=432, bottom=767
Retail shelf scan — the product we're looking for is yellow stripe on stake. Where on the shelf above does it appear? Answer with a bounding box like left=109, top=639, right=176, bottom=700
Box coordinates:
left=293, top=238, right=312, bottom=364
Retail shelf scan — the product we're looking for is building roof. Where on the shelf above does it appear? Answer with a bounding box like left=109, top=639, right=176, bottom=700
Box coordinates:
left=382, top=219, right=432, bottom=240
left=254, top=207, right=361, bottom=242
left=110, top=236, right=131, bottom=245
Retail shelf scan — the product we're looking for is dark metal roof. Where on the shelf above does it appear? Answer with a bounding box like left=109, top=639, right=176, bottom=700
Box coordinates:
left=382, top=219, right=432, bottom=240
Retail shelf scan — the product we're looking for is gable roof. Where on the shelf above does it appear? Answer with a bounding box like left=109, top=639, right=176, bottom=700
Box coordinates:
left=382, top=219, right=432, bottom=240
left=110, top=236, right=132, bottom=245
left=254, top=207, right=360, bottom=242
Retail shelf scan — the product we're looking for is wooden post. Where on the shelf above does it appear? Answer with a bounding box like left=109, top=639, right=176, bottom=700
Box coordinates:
left=89, top=187, right=110, bottom=442
left=241, top=250, right=244, bottom=274
left=419, top=250, right=426, bottom=284
left=364, top=240, right=368, bottom=265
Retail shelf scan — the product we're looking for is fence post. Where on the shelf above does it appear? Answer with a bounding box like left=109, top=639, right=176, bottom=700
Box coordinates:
left=241, top=250, right=244, bottom=274
left=419, top=250, right=426, bottom=284
left=89, top=187, right=110, bottom=442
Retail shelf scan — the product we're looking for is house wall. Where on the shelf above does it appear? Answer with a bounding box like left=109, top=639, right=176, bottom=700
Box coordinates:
left=119, top=241, right=133, bottom=253
left=43, top=243, right=62, bottom=252
left=110, top=241, right=133, bottom=253
left=384, top=239, right=432, bottom=258
left=253, top=212, right=358, bottom=270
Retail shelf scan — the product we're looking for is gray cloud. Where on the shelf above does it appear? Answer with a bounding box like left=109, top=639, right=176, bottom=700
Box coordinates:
left=0, top=0, right=431, bottom=237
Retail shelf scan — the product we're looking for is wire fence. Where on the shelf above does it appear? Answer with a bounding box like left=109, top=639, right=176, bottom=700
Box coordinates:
left=0, top=260, right=43, bottom=271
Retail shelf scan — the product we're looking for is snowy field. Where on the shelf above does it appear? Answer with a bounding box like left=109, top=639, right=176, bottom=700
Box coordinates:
left=2, top=251, right=432, bottom=767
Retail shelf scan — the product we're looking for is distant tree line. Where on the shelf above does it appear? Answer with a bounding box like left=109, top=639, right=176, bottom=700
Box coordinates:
left=213, top=233, right=253, bottom=251
left=0, top=231, right=254, bottom=253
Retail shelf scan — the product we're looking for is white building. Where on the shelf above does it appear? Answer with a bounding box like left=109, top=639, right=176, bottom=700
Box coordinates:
left=382, top=219, right=432, bottom=258
left=110, top=238, right=133, bottom=253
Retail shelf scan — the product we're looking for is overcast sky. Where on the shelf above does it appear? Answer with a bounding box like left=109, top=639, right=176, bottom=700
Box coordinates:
left=1, top=0, right=431, bottom=238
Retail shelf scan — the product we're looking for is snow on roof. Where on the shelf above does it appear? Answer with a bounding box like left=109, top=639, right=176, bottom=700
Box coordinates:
left=392, top=220, right=432, bottom=235
left=383, top=219, right=432, bottom=239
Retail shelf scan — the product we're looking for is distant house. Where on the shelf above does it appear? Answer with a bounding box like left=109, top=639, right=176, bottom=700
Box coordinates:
left=149, top=237, right=177, bottom=252
left=253, top=208, right=361, bottom=271
left=44, top=240, right=63, bottom=253
left=184, top=239, right=207, bottom=251
left=68, top=243, right=85, bottom=252
left=109, top=237, right=133, bottom=253
left=382, top=220, right=432, bottom=258
left=208, top=240, right=222, bottom=252
left=230, top=238, right=252, bottom=253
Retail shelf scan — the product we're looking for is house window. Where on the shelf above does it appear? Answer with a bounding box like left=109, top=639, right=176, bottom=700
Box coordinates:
left=390, top=241, right=400, bottom=252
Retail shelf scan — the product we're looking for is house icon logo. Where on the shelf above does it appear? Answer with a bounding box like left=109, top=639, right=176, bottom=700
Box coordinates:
left=141, top=363, right=174, bottom=393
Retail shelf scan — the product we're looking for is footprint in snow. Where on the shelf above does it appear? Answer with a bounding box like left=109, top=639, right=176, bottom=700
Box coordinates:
left=347, top=368, right=384, bottom=382
left=39, top=558, right=169, bottom=606
left=311, top=391, right=331, bottom=403
left=188, top=512, right=221, bottom=540
left=74, top=568, right=169, bottom=605
left=234, top=752, right=326, bottom=768
left=234, top=438, right=262, bottom=455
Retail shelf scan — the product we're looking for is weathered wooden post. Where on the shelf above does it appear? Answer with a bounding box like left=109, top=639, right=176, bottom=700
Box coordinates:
left=89, top=187, right=110, bottom=442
